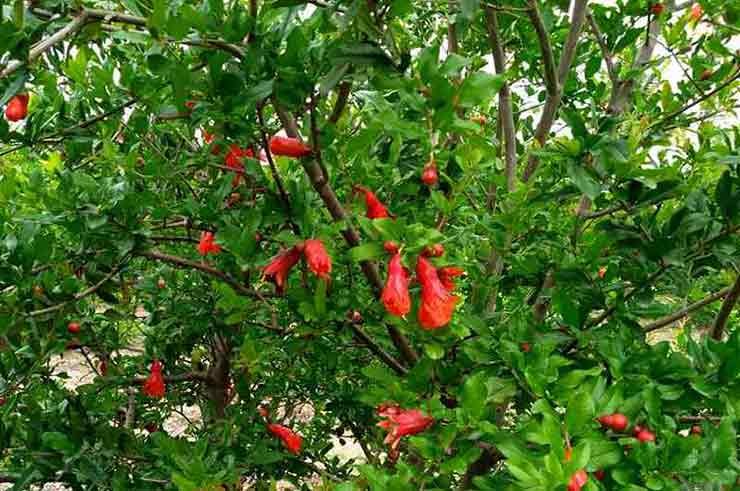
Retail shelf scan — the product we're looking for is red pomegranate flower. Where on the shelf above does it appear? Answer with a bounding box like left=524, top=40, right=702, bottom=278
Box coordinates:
left=269, top=136, right=312, bottom=158
left=197, top=231, right=221, bottom=256
left=267, top=423, right=302, bottom=455
left=143, top=360, right=165, bottom=398
left=224, top=145, right=254, bottom=187
left=263, top=246, right=302, bottom=294
left=376, top=405, right=434, bottom=459
left=354, top=185, right=391, bottom=219
left=381, top=253, right=411, bottom=317
left=303, top=239, right=332, bottom=279
left=416, top=256, right=459, bottom=329
left=5, top=94, right=29, bottom=122
left=437, top=266, right=464, bottom=291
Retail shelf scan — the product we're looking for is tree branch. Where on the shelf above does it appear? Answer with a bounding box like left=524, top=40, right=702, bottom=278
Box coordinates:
left=130, top=371, right=210, bottom=385
left=522, top=0, right=589, bottom=182
left=347, top=322, right=408, bottom=376
left=137, top=249, right=270, bottom=301
left=483, top=6, right=517, bottom=193
left=276, top=103, right=419, bottom=365
left=328, top=81, right=352, bottom=125
left=644, top=286, right=733, bottom=332
left=711, top=274, right=740, bottom=341
left=1, top=13, right=90, bottom=79
left=447, top=0, right=459, bottom=54
left=525, top=0, right=559, bottom=97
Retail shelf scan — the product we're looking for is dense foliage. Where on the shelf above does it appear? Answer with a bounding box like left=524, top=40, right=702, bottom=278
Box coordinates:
left=1, top=0, right=739, bottom=489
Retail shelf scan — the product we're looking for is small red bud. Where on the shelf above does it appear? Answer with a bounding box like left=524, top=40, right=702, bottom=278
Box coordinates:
left=521, top=342, right=531, bottom=352
left=700, top=68, right=713, bottom=81
left=67, top=322, right=81, bottom=334
left=157, top=278, right=166, bottom=289
left=594, top=470, right=606, bottom=481
left=690, top=425, right=702, bottom=436
left=422, top=243, right=445, bottom=257
left=384, top=241, right=400, bottom=254
left=144, top=422, right=159, bottom=433
left=650, top=3, right=665, bottom=15
left=349, top=310, right=363, bottom=324
left=421, top=161, right=438, bottom=186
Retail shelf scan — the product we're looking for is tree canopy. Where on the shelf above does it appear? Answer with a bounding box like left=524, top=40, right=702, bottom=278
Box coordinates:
left=1, top=0, right=739, bottom=489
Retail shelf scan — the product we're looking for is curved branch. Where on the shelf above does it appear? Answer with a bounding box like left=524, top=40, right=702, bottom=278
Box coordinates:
left=276, top=103, right=419, bottom=365
left=711, top=275, right=740, bottom=340
left=644, top=286, right=733, bottom=332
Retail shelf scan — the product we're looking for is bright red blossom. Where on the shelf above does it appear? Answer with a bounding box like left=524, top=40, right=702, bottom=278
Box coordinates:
left=267, top=423, right=302, bottom=455
left=197, top=231, right=221, bottom=256
left=5, top=94, right=29, bottom=122
left=269, top=136, right=312, bottom=158
left=377, top=405, right=434, bottom=458
left=263, top=246, right=302, bottom=294
left=143, top=360, right=165, bottom=398
left=304, top=239, right=332, bottom=279
left=438, top=266, right=464, bottom=291
left=354, top=185, right=390, bottom=219
left=567, top=469, right=588, bottom=491
left=384, top=241, right=400, bottom=254
left=416, top=256, right=459, bottom=329
left=381, top=253, right=411, bottom=317
left=224, top=145, right=254, bottom=187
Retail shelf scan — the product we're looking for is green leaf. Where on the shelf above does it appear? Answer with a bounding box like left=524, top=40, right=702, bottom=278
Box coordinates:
left=566, top=390, right=595, bottom=436
left=349, top=243, right=385, bottom=262
left=41, top=432, right=75, bottom=454
left=458, top=72, right=504, bottom=107
left=567, top=162, right=601, bottom=199
left=460, top=372, right=488, bottom=420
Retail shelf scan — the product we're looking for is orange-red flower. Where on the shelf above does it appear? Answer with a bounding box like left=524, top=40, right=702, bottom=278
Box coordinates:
left=267, top=423, right=302, bottom=455
left=376, top=405, right=434, bottom=459
left=303, top=239, right=331, bottom=279
left=438, top=266, right=464, bottom=291
left=354, top=185, right=391, bottom=219
left=5, top=94, right=29, bottom=122
left=269, top=136, right=312, bottom=158
left=143, top=360, right=165, bottom=398
left=416, top=256, right=459, bottom=329
left=197, top=231, right=221, bottom=256
left=263, top=246, right=302, bottom=294
left=224, top=145, right=254, bottom=187
left=381, top=253, right=411, bottom=317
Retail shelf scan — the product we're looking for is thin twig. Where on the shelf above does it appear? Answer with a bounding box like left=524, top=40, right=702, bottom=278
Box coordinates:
left=137, top=249, right=269, bottom=302
left=26, top=258, right=129, bottom=317
left=483, top=6, right=516, bottom=193
left=586, top=12, right=617, bottom=84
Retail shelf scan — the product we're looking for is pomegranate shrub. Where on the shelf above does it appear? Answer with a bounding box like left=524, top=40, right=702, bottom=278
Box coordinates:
left=1, top=0, right=739, bottom=489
